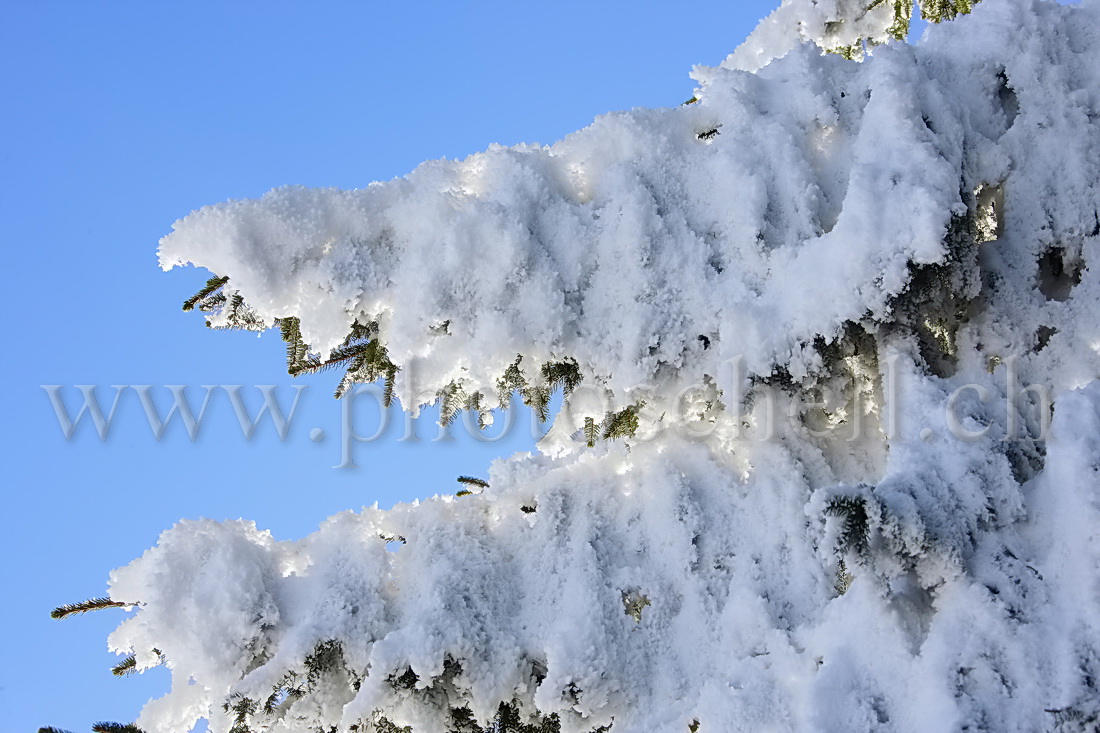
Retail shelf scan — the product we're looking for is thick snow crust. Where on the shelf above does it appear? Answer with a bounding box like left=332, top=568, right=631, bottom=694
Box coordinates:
left=118, top=1, right=1100, bottom=730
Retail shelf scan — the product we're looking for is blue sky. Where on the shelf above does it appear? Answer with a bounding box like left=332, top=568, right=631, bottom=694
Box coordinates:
left=1, top=3, right=775, bottom=730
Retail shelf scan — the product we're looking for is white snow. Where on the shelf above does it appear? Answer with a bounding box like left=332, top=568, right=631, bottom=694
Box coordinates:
left=114, top=0, right=1100, bottom=730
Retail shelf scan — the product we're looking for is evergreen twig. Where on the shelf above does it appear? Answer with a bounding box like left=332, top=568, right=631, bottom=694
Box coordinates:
left=523, top=384, right=552, bottom=423
left=304, top=640, right=343, bottom=690
left=223, top=695, right=258, bottom=733
left=463, top=391, right=490, bottom=430
left=111, top=654, right=137, bottom=677
left=278, top=317, right=309, bottom=372
left=182, top=275, right=229, bottom=311
left=825, top=496, right=871, bottom=556
left=440, top=382, right=465, bottom=426
left=197, top=292, right=227, bottom=312
left=603, top=403, right=644, bottom=441
left=541, top=359, right=582, bottom=397
left=92, top=724, right=144, bottom=733
left=210, top=293, right=264, bottom=331
left=51, top=597, right=129, bottom=619
left=382, top=367, right=397, bottom=408
left=583, top=417, right=599, bottom=448
left=110, top=649, right=160, bottom=678
left=496, top=356, right=527, bottom=410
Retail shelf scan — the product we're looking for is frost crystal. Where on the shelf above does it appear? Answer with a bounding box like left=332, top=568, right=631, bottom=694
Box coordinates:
left=107, top=1, right=1100, bottom=730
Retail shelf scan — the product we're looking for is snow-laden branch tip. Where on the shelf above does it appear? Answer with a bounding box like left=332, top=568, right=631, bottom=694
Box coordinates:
left=97, top=0, right=1100, bottom=730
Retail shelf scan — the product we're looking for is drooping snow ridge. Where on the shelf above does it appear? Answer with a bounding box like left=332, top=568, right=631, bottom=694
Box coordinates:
left=125, top=0, right=1100, bottom=731
left=157, top=1, right=1097, bottom=414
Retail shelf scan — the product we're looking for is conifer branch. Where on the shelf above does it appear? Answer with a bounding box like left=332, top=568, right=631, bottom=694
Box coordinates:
left=439, top=381, right=466, bottom=426
left=304, top=640, right=344, bottom=690
left=463, top=391, right=491, bottom=430
left=457, top=476, right=489, bottom=490
left=51, top=597, right=129, bottom=619
left=825, top=496, right=871, bottom=556
left=322, top=333, right=398, bottom=400
left=224, top=696, right=259, bottom=733
left=603, top=403, right=644, bottom=441
left=523, top=384, right=552, bottom=423
left=541, top=359, right=583, bottom=397
left=263, top=679, right=305, bottom=715
left=278, top=317, right=309, bottom=372
left=111, top=654, right=137, bottom=677
left=92, top=724, right=144, bottom=733
left=389, top=667, right=419, bottom=690
left=382, top=367, right=397, bottom=408
left=343, top=319, right=378, bottom=345
left=496, top=356, right=527, bottom=410
left=182, top=275, right=229, bottom=312
left=584, top=416, right=599, bottom=448
left=334, top=371, right=354, bottom=399
left=919, top=0, right=977, bottom=23
left=289, top=344, right=367, bottom=377
left=109, top=649, right=161, bottom=677
left=262, top=687, right=283, bottom=716
left=197, top=292, right=227, bottom=312
left=38, top=727, right=73, bottom=733
left=622, top=590, right=651, bottom=623
left=210, top=293, right=264, bottom=331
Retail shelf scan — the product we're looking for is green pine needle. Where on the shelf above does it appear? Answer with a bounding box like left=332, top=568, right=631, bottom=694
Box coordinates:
left=603, top=403, right=644, bottom=441
left=463, top=391, right=491, bottom=430
left=825, top=496, right=871, bottom=556
left=584, top=416, right=599, bottom=448
left=196, top=292, right=227, bottom=312
left=818, top=0, right=979, bottom=57
left=39, top=727, right=74, bottom=733
left=92, top=723, right=144, bottom=733
left=212, top=293, right=264, bottom=331
left=278, top=317, right=309, bottom=371
left=541, top=359, right=583, bottom=397
left=920, top=0, right=977, bottom=23
left=111, top=654, right=137, bottom=677
left=496, top=356, right=527, bottom=410
left=439, top=382, right=465, bottom=426
left=382, top=367, right=397, bottom=408
left=304, top=640, right=343, bottom=690
left=110, top=648, right=160, bottom=677
left=457, top=476, right=489, bottom=490
left=522, top=384, right=552, bottom=423
left=263, top=682, right=304, bottom=715
left=51, top=597, right=128, bottom=619
left=182, top=275, right=229, bottom=312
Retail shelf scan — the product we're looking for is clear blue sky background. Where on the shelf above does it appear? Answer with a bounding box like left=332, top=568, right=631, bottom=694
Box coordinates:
left=1, top=2, right=775, bottom=730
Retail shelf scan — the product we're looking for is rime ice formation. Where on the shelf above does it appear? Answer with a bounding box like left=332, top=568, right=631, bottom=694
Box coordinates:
left=113, top=1, right=1100, bottom=730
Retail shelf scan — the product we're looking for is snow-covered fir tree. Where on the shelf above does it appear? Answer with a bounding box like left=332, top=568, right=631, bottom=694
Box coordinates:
left=51, top=0, right=1100, bottom=730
